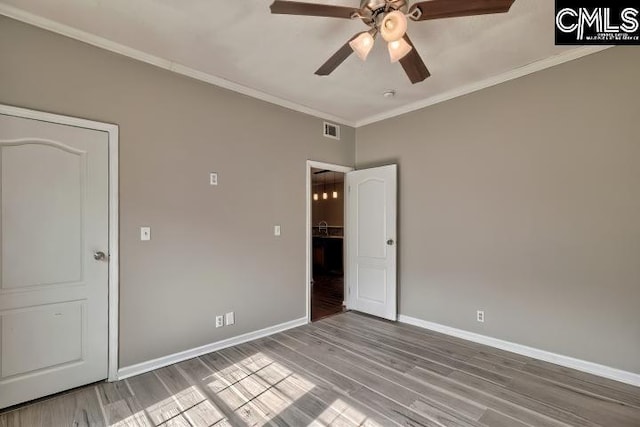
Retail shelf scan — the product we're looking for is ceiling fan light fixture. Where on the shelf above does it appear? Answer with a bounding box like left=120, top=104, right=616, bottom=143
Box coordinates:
left=349, top=32, right=375, bottom=61
left=388, top=38, right=412, bottom=63
left=380, top=10, right=408, bottom=42
left=270, top=0, right=520, bottom=84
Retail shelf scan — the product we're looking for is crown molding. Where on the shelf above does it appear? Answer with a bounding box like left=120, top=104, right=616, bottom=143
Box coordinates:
left=0, top=3, right=356, bottom=127
left=1, top=3, right=612, bottom=129
left=355, top=45, right=613, bottom=127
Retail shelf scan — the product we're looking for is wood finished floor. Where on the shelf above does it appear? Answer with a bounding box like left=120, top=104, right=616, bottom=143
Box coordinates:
left=1, top=312, right=639, bottom=426
left=311, top=275, right=344, bottom=322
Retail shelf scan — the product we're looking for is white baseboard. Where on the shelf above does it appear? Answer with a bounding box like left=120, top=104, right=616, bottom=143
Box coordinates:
left=117, top=316, right=308, bottom=380
left=398, top=315, right=640, bottom=387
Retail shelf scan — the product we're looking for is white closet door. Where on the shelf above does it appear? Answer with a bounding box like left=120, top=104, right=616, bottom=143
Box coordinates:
left=0, top=113, right=109, bottom=409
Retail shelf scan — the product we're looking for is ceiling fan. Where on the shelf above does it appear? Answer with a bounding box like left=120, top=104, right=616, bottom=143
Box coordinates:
left=270, top=0, right=516, bottom=84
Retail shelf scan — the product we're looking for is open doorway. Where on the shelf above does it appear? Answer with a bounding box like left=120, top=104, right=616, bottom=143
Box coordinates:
left=311, top=168, right=345, bottom=321
left=306, top=161, right=398, bottom=322
left=306, top=161, right=352, bottom=322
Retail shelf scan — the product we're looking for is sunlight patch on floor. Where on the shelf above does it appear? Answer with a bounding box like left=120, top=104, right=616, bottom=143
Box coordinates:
left=109, top=351, right=383, bottom=426
left=207, top=351, right=316, bottom=425
left=141, top=393, right=183, bottom=425
left=107, top=406, right=151, bottom=427
left=171, top=385, right=226, bottom=426
left=315, top=398, right=384, bottom=427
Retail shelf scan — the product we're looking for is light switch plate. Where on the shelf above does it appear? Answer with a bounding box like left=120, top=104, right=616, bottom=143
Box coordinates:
left=140, top=227, right=151, bottom=241
left=274, top=225, right=281, bottom=236
left=209, top=172, right=218, bottom=186
left=225, top=312, right=235, bottom=326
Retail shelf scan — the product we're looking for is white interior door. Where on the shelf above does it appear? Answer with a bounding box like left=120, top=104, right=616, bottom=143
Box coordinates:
left=0, top=113, right=109, bottom=409
left=347, top=164, right=397, bottom=321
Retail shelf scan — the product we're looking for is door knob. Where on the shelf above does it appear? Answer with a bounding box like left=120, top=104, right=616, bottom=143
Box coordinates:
left=93, top=251, right=107, bottom=261
left=386, top=239, right=394, bottom=246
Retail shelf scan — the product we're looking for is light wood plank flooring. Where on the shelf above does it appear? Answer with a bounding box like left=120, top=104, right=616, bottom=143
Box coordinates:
left=1, top=312, right=639, bottom=426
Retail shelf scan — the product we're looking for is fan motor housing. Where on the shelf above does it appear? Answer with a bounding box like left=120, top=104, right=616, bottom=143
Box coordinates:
left=359, top=0, right=408, bottom=27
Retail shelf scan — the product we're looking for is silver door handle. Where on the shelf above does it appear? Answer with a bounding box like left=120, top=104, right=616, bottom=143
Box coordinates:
left=93, top=251, right=107, bottom=261
left=387, top=239, right=394, bottom=246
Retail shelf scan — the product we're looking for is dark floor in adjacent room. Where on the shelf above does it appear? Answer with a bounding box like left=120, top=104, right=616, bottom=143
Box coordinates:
left=311, top=274, right=344, bottom=321
left=1, top=312, right=639, bottom=426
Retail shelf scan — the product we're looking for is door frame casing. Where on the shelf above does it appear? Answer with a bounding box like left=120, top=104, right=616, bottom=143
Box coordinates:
left=0, top=104, right=120, bottom=382
left=306, top=160, right=354, bottom=322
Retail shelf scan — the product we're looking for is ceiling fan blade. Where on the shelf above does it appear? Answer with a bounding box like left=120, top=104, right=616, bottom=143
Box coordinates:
left=399, top=35, right=430, bottom=84
left=270, top=1, right=359, bottom=19
left=315, top=33, right=361, bottom=76
left=409, top=0, right=515, bottom=21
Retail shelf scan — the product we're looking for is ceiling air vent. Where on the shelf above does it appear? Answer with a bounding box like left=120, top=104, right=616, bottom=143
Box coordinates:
left=323, top=122, right=340, bottom=140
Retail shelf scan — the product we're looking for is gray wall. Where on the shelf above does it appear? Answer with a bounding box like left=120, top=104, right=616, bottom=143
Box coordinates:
left=0, top=16, right=355, bottom=367
left=357, top=47, right=640, bottom=373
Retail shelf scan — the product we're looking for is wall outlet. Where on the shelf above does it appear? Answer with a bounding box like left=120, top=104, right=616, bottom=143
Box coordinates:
left=274, top=225, right=281, bottom=236
left=209, top=172, right=218, bottom=186
left=215, top=315, right=224, bottom=328
left=477, top=310, right=485, bottom=323
left=225, top=312, right=235, bottom=326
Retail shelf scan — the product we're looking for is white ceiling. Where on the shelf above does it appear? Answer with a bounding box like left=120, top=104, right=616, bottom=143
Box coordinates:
left=0, top=1, right=605, bottom=126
